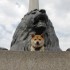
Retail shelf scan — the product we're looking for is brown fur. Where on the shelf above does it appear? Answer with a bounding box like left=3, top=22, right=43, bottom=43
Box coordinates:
left=31, top=34, right=44, bottom=51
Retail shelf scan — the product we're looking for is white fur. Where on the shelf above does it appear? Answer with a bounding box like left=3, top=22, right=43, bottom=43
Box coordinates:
left=31, top=46, right=44, bottom=51
left=31, top=39, right=44, bottom=51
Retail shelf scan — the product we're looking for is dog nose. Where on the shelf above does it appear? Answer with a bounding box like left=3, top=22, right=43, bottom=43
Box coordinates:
left=36, top=42, right=39, bottom=45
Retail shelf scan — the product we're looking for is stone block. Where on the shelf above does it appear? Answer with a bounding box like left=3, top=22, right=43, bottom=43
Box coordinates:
left=0, top=51, right=70, bottom=70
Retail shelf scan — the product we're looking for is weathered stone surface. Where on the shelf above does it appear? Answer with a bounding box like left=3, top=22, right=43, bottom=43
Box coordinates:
left=0, top=51, right=70, bottom=70
left=10, top=9, right=61, bottom=51
left=0, top=47, right=8, bottom=50
left=66, top=48, right=70, bottom=51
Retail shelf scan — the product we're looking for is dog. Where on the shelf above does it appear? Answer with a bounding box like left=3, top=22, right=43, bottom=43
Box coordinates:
left=31, top=34, right=45, bottom=51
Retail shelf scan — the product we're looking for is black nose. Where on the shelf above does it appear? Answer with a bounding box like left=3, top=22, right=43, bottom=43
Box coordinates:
left=36, top=42, right=39, bottom=45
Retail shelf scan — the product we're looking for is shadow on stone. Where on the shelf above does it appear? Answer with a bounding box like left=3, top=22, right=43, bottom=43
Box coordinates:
left=0, top=47, right=8, bottom=50
left=66, top=48, right=70, bottom=51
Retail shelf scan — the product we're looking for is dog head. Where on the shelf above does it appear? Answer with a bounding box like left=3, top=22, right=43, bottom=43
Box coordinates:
left=31, top=34, right=44, bottom=51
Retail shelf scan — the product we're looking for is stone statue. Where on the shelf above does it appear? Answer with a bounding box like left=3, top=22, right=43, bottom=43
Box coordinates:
left=0, top=47, right=8, bottom=50
left=66, top=48, right=70, bottom=51
left=10, top=9, right=61, bottom=51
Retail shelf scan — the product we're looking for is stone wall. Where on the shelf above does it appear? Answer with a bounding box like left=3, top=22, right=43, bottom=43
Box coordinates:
left=0, top=51, right=70, bottom=70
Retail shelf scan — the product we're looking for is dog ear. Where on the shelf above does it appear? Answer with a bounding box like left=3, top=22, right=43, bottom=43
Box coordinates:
left=31, top=34, right=35, bottom=38
left=41, top=34, right=44, bottom=38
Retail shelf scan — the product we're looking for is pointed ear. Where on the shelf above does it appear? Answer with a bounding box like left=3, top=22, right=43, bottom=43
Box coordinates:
left=41, top=34, right=44, bottom=38
left=31, top=34, right=35, bottom=38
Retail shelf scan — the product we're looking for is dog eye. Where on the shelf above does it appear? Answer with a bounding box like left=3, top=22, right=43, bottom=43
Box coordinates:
left=34, top=39, right=36, bottom=40
left=39, top=39, right=41, bottom=40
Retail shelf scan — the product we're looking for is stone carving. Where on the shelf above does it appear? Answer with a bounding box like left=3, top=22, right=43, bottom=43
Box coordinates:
left=10, top=9, right=61, bottom=51
left=66, top=48, right=70, bottom=51
left=0, top=47, right=8, bottom=50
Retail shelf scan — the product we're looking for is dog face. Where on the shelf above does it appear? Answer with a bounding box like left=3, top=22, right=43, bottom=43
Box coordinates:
left=31, top=34, right=44, bottom=49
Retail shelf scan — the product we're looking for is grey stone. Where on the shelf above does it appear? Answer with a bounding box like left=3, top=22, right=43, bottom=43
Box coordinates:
left=0, top=47, right=8, bottom=50
left=10, top=9, right=61, bottom=51
left=66, top=48, right=70, bottom=51
left=0, top=51, right=70, bottom=70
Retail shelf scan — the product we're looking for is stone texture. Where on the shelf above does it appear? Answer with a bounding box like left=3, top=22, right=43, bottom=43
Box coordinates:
left=10, top=9, right=61, bottom=51
left=0, top=47, right=8, bottom=50
left=0, top=51, right=70, bottom=70
left=66, top=48, right=70, bottom=51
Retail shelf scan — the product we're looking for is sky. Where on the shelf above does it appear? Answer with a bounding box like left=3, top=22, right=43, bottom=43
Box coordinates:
left=0, top=0, right=70, bottom=51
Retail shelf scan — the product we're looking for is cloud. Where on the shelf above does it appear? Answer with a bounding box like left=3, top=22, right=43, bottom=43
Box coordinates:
left=0, top=0, right=27, bottom=49
left=8, top=0, right=29, bottom=8
left=59, top=36, right=70, bottom=51
left=55, top=0, right=70, bottom=14
left=40, top=0, right=70, bottom=17
left=0, top=0, right=28, bottom=18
